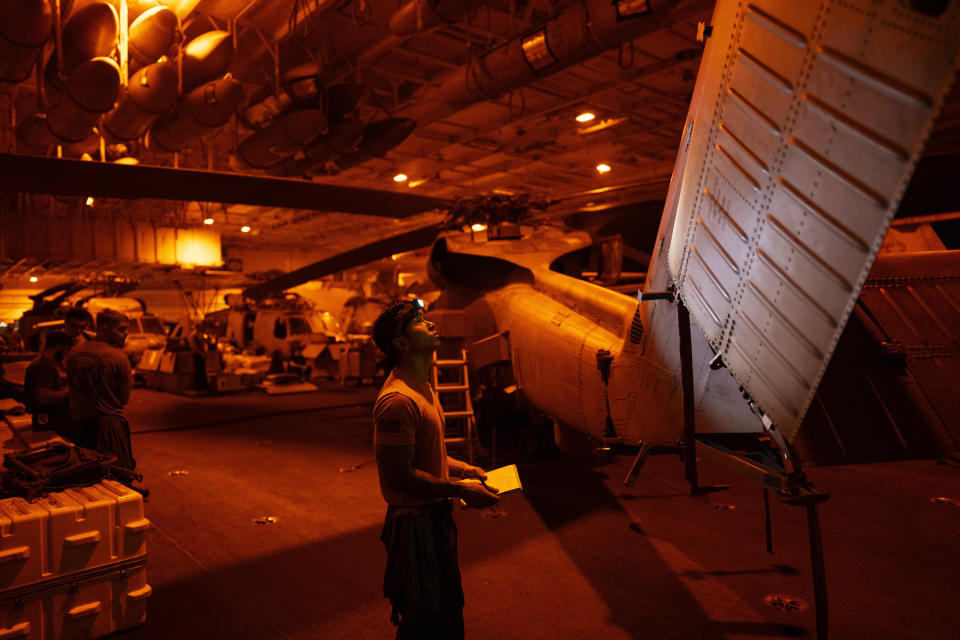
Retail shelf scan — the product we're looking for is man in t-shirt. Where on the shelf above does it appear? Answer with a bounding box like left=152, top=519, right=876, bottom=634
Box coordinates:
left=66, top=309, right=138, bottom=472
left=23, top=330, right=72, bottom=437
left=64, top=308, right=94, bottom=348
left=372, top=299, right=499, bottom=640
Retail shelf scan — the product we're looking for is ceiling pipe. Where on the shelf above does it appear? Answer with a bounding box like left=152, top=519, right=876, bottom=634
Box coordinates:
left=269, top=119, right=367, bottom=177
left=403, top=0, right=685, bottom=125
left=103, top=59, right=179, bottom=142
left=127, top=5, right=178, bottom=73
left=240, top=62, right=325, bottom=130
left=149, top=76, right=244, bottom=152
left=43, top=2, right=118, bottom=88
left=0, top=0, right=53, bottom=83
left=180, top=30, right=233, bottom=93
left=250, top=82, right=366, bottom=175
left=330, top=118, right=418, bottom=172
left=389, top=0, right=486, bottom=36
left=232, top=108, right=327, bottom=170
left=46, top=56, right=121, bottom=144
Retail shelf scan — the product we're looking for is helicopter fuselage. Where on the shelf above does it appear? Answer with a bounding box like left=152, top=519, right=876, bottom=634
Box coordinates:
left=427, top=224, right=765, bottom=446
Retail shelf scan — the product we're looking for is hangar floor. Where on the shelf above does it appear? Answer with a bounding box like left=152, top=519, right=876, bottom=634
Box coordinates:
left=14, top=382, right=960, bottom=639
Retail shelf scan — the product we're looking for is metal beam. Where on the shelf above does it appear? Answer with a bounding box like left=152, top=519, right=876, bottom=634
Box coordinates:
left=0, top=154, right=450, bottom=218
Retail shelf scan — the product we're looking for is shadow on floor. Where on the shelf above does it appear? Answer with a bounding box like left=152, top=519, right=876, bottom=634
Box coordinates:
left=518, top=455, right=808, bottom=639
left=119, top=523, right=388, bottom=640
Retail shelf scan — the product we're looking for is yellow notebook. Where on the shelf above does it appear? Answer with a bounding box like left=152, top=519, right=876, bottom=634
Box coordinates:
left=466, top=464, right=522, bottom=494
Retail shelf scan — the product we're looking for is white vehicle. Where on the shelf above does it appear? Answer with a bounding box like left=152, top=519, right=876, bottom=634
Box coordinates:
left=85, top=297, right=166, bottom=364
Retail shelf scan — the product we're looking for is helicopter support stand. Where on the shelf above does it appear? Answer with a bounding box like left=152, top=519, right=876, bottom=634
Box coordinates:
left=621, top=291, right=723, bottom=496
left=633, top=289, right=830, bottom=640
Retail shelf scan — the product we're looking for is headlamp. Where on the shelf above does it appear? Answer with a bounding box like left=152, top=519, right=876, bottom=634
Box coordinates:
left=395, top=299, right=425, bottom=335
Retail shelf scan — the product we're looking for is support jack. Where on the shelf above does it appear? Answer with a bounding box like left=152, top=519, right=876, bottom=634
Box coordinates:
left=637, top=289, right=830, bottom=639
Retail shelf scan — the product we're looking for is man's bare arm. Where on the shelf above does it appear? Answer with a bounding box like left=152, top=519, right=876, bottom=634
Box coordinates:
left=34, top=387, right=68, bottom=405
left=376, top=445, right=499, bottom=507
left=447, top=456, right=486, bottom=479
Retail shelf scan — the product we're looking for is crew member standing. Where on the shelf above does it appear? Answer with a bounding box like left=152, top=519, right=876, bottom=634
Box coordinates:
left=64, top=308, right=94, bottom=347
left=23, top=330, right=72, bottom=437
left=66, top=309, right=138, bottom=473
left=372, top=300, right=499, bottom=640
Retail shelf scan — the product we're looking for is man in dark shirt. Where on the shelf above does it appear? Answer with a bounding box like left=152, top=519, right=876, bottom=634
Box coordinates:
left=23, top=330, right=72, bottom=437
left=64, top=308, right=94, bottom=347
left=66, top=309, right=137, bottom=472
left=372, top=300, right=499, bottom=639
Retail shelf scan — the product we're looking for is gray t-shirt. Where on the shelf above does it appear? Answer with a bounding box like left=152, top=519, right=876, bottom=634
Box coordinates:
left=373, top=369, right=449, bottom=507
left=66, top=340, right=132, bottom=421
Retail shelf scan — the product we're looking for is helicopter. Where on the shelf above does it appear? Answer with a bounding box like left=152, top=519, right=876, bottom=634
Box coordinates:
left=17, top=276, right=166, bottom=363
left=2, top=1, right=958, bottom=636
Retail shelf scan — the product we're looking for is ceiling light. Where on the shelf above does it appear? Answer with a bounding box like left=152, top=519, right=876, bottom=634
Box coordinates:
left=203, top=217, right=215, bottom=225
left=576, top=112, right=596, bottom=123
left=393, top=173, right=408, bottom=183
left=85, top=197, right=94, bottom=207
left=29, top=276, right=38, bottom=283
left=408, top=178, right=429, bottom=188
left=577, top=116, right=628, bottom=135
left=596, top=163, right=612, bottom=174
left=521, top=30, right=557, bottom=72
left=471, top=223, right=487, bottom=232
left=241, top=225, right=251, bottom=233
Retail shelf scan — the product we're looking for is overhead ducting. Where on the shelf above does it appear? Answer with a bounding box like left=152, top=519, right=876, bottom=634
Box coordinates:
left=389, top=0, right=483, bottom=36
left=46, top=56, right=121, bottom=144
left=247, top=80, right=366, bottom=175
left=406, top=0, right=683, bottom=122
left=241, top=63, right=323, bottom=130
left=149, top=77, right=244, bottom=152
left=180, top=30, right=233, bottom=93
left=44, top=2, right=118, bottom=86
left=270, top=119, right=366, bottom=176
left=103, top=59, right=179, bottom=142
left=127, top=5, right=178, bottom=72
left=123, top=0, right=167, bottom=23
left=0, top=0, right=52, bottom=83
left=331, top=118, right=417, bottom=172
left=233, top=108, right=327, bottom=170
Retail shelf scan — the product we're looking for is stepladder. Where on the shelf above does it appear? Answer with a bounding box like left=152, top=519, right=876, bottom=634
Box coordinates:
left=431, top=350, right=479, bottom=464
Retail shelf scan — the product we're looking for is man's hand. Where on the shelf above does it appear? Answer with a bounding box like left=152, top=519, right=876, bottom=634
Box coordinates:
left=459, top=465, right=487, bottom=480
left=458, top=481, right=500, bottom=509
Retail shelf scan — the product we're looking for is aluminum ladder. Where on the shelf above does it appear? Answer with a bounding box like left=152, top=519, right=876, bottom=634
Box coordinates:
left=431, top=350, right=478, bottom=464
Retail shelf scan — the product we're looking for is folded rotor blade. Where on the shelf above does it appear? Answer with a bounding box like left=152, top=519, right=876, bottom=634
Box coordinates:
left=0, top=153, right=449, bottom=217
left=242, top=222, right=447, bottom=301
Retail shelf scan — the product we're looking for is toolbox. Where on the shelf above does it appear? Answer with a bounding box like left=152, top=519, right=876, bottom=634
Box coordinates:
left=0, top=480, right=150, bottom=639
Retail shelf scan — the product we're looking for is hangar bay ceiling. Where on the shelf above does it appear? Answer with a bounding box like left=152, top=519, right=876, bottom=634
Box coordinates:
left=0, top=0, right=957, bottom=282
left=0, top=0, right=716, bottom=276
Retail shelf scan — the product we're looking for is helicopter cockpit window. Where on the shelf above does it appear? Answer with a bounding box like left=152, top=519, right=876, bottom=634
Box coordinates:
left=314, top=311, right=340, bottom=333
left=139, top=317, right=164, bottom=334
left=274, top=318, right=288, bottom=339
left=288, top=316, right=312, bottom=335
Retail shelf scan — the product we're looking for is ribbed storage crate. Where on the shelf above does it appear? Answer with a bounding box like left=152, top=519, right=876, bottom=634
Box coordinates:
left=0, top=481, right=150, bottom=639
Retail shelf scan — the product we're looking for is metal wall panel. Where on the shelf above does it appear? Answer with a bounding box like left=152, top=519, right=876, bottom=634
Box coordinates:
left=796, top=250, right=960, bottom=463
left=859, top=251, right=960, bottom=453
left=0, top=205, right=221, bottom=268
left=668, top=0, right=960, bottom=441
